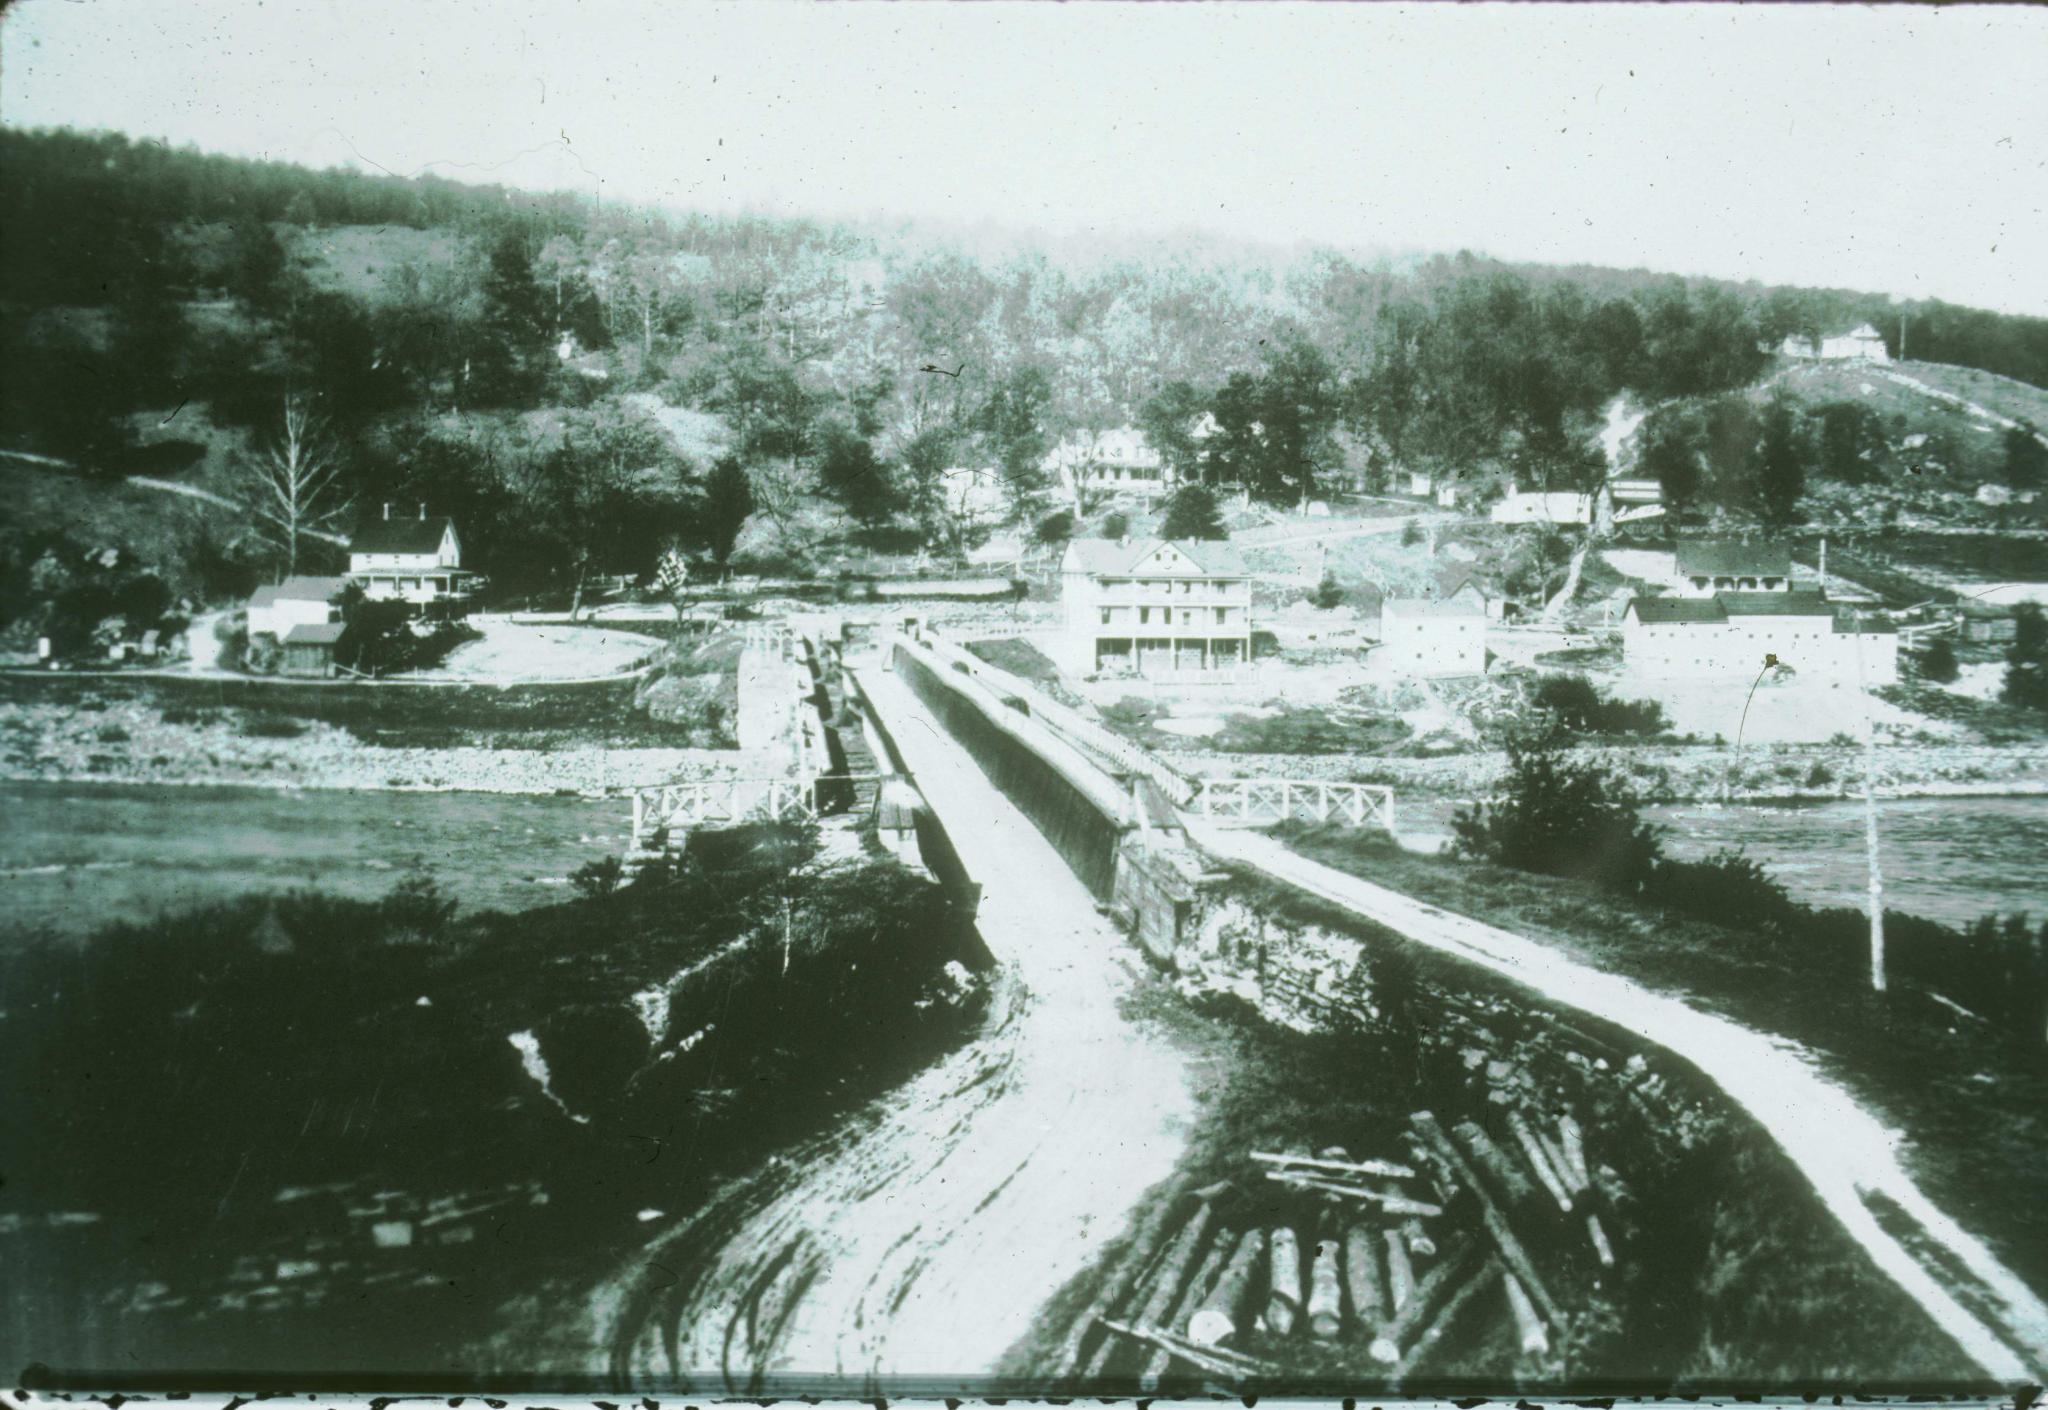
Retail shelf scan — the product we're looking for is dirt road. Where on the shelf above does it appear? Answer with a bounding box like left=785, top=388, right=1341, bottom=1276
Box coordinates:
left=1186, top=820, right=2048, bottom=1382
left=596, top=660, right=1196, bottom=1393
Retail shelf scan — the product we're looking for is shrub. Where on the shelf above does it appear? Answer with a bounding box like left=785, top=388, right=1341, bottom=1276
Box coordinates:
left=1531, top=673, right=1668, bottom=737
left=1452, top=730, right=1663, bottom=888
left=571, top=855, right=625, bottom=898
left=242, top=715, right=306, bottom=739
left=1099, top=511, right=1130, bottom=540
left=1915, top=637, right=1960, bottom=685
left=1309, top=573, right=1346, bottom=610
left=1400, top=518, right=1422, bottom=547
left=95, top=724, right=131, bottom=744
left=1033, top=509, right=1075, bottom=546
left=1647, top=848, right=1801, bottom=933
left=380, top=873, right=458, bottom=942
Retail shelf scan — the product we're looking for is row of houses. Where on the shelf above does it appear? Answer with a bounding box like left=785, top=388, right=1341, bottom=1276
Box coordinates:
left=1055, top=535, right=1899, bottom=688
left=244, top=506, right=475, bottom=676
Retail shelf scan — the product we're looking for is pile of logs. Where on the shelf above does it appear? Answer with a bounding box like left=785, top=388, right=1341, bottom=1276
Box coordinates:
left=1083, top=1103, right=1625, bottom=1388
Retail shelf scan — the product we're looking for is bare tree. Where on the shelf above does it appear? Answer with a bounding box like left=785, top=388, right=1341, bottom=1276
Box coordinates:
left=249, top=393, right=349, bottom=574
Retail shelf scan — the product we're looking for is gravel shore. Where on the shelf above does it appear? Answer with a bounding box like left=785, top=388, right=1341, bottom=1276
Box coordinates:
left=1158, top=740, right=2048, bottom=804
left=0, top=696, right=738, bottom=796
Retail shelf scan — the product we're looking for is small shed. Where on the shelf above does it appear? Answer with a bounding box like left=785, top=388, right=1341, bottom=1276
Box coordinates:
left=281, top=621, right=347, bottom=678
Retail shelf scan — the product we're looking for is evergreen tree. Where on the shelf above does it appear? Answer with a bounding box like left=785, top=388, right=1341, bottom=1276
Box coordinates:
left=1160, top=483, right=1227, bottom=540
left=1752, top=397, right=1807, bottom=524
left=2005, top=604, right=2048, bottom=711
left=703, top=456, right=755, bottom=566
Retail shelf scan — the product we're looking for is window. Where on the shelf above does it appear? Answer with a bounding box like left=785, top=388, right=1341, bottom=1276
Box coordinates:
left=1100, top=609, right=1112, bottom=626
left=1216, top=608, right=1228, bottom=625
left=1140, top=607, right=1151, bottom=625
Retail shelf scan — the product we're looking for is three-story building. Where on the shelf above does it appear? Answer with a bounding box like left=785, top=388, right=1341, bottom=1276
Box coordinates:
left=1059, top=538, right=1253, bottom=677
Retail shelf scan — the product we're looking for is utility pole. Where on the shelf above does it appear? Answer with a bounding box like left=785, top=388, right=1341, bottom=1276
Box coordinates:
left=1852, top=605, right=1886, bottom=993
left=1900, top=312, right=1908, bottom=362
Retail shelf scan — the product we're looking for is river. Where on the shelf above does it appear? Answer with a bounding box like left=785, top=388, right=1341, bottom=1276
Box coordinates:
left=0, top=780, right=629, bottom=940
left=1402, top=793, right=2048, bottom=928
left=5, top=781, right=2045, bottom=943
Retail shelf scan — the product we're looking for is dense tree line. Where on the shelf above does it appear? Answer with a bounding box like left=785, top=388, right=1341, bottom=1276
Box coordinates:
left=5, top=125, right=2048, bottom=612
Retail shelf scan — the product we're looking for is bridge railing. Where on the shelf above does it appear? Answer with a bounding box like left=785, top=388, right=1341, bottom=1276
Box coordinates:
left=627, top=773, right=893, bottom=848
left=1189, top=777, right=1396, bottom=832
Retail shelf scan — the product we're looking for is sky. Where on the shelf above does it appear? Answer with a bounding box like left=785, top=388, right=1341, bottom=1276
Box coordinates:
left=4, top=0, right=2046, bottom=314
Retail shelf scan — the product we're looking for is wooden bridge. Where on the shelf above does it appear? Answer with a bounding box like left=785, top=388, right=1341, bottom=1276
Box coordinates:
left=1187, top=777, right=1395, bottom=831
left=628, top=772, right=893, bottom=849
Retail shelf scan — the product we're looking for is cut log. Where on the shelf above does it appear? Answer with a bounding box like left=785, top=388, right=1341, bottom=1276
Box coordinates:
left=1138, top=1228, right=1234, bottom=1391
left=1252, top=1150, right=1417, bottom=1180
left=1186, top=1229, right=1266, bottom=1348
left=1508, top=1111, right=1574, bottom=1213
left=1087, top=1204, right=1215, bottom=1378
left=1192, top=1177, right=1237, bottom=1204
left=1342, top=1221, right=1385, bottom=1328
left=1382, top=1227, right=1416, bottom=1314
left=1077, top=1200, right=1200, bottom=1382
left=1307, top=1238, right=1343, bottom=1339
left=1402, top=1215, right=1436, bottom=1258
left=1502, top=1269, right=1550, bottom=1355
left=1096, top=1317, right=1268, bottom=1385
left=1369, top=1235, right=1481, bottom=1363
left=1451, top=1119, right=1536, bottom=1204
left=1412, top=1112, right=1563, bottom=1325
left=1557, top=1115, right=1591, bottom=1192
left=1262, top=1171, right=1442, bottom=1215
left=1586, top=1212, right=1616, bottom=1268
left=1266, top=1227, right=1303, bottom=1336
left=1388, top=1257, right=1495, bottom=1381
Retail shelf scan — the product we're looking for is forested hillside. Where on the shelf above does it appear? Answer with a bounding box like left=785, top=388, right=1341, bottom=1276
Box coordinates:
left=5, top=126, right=2047, bottom=633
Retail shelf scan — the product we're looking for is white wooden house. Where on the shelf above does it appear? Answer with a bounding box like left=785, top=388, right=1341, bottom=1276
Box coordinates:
left=1059, top=538, right=1252, bottom=677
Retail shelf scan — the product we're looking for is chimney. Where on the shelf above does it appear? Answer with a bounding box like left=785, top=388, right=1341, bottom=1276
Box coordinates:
left=382, top=502, right=392, bottom=520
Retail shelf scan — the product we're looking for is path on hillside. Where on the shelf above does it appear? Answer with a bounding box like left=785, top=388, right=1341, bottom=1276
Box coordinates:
left=1186, top=820, right=2048, bottom=1383
left=1871, top=366, right=2048, bottom=451
left=596, top=659, right=1196, bottom=1393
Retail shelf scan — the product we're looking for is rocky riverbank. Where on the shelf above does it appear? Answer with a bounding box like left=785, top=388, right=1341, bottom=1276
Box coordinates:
left=1159, top=740, right=2048, bottom=804
left=0, top=695, right=738, bottom=795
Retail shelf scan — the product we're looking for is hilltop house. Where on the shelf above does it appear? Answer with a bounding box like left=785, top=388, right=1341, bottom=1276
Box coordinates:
left=1059, top=537, right=1252, bottom=677
left=348, top=505, right=476, bottom=617
left=1774, top=322, right=1891, bottom=363
left=1378, top=595, right=1487, bottom=677
left=1491, top=483, right=1593, bottom=525
left=1623, top=589, right=1897, bottom=685
left=246, top=575, right=350, bottom=640
left=1044, top=428, right=1175, bottom=501
left=1671, top=541, right=1794, bottom=597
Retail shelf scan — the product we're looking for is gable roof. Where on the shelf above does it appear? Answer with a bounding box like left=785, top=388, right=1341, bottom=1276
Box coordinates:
left=1063, top=537, right=1246, bottom=578
left=1384, top=596, right=1485, bottom=620
left=282, top=621, right=348, bottom=645
left=351, top=515, right=456, bottom=556
left=1626, top=596, right=1727, bottom=625
left=1719, top=589, right=1834, bottom=617
left=1674, top=540, right=1793, bottom=579
left=254, top=575, right=350, bottom=605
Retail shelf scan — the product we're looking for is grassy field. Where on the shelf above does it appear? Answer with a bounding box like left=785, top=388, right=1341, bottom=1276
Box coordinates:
left=1266, top=823, right=2048, bottom=1297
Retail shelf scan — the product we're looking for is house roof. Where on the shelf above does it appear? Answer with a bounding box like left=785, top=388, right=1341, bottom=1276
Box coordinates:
left=351, top=515, right=456, bottom=555
left=249, top=575, right=350, bottom=608
left=1384, top=596, right=1485, bottom=620
left=1063, top=538, right=1247, bottom=578
left=1673, top=540, right=1793, bottom=579
left=1626, top=596, right=1727, bottom=625
left=1719, top=589, right=1834, bottom=618
left=1432, top=568, right=1491, bottom=602
left=1832, top=613, right=1896, bottom=635
left=282, top=621, right=348, bottom=645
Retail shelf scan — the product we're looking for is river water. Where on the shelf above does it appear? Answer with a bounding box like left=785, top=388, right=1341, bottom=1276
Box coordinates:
left=0, top=780, right=629, bottom=940
left=4, top=781, right=2044, bottom=942
left=1401, top=793, right=2048, bottom=928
